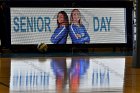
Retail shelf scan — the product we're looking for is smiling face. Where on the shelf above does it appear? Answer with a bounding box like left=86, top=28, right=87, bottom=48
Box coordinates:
left=71, top=9, right=81, bottom=24
left=57, top=13, right=65, bottom=25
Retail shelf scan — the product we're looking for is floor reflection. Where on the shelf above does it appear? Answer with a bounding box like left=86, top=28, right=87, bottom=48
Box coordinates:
left=10, top=57, right=125, bottom=93
left=69, top=58, right=89, bottom=93
left=51, top=58, right=67, bottom=93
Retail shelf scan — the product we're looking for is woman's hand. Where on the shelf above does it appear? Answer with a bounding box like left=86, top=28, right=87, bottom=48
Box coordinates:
left=76, top=34, right=81, bottom=38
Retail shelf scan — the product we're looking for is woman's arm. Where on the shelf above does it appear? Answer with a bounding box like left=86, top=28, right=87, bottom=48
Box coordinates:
left=51, top=26, right=67, bottom=44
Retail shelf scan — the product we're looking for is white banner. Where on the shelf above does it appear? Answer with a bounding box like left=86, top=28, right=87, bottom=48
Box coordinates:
left=11, top=8, right=126, bottom=44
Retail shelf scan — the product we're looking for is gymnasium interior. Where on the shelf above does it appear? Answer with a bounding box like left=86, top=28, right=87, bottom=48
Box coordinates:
left=0, top=0, right=140, bottom=93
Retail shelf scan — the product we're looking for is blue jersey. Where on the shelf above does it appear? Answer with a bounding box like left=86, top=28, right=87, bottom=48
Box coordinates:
left=69, top=24, right=90, bottom=44
left=51, top=26, right=68, bottom=44
left=70, top=58, right=89, bottom=76
left=51, top=58, right=66, bottom=77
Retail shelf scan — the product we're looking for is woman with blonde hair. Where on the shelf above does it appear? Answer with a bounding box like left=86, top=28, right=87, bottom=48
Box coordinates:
left=69, top=9, right=90, bottom=44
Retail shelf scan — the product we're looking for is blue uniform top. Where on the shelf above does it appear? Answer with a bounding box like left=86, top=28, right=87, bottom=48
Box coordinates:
left=51, top=58, right=66, bottom=77
left=70, top=58, right=89, bottom=76
left=69, top=24, right=90, bottom=44
left=51, top=25, right=68, bottom=44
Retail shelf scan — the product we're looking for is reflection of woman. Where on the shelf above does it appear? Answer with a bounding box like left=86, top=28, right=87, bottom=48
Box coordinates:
left=69, top=57, right=89, bottom=93
left=51, top=11, right=69, bottom=44
left=69, top=9, right=90, bottom=44
left=51, top=58, right=67, bottom=93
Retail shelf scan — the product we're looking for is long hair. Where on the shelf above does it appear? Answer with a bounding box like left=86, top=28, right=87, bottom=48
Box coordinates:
left=57, top=11, right=69, bottom=28
left=70, top=9, right=82, bottom=25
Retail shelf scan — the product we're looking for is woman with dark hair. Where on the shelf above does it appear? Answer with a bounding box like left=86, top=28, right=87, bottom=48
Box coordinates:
left=51, top=11, right=69, bottom=44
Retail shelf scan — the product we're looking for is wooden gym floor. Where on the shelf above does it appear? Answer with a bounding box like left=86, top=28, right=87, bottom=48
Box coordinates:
left=0, top=56, right=140, bottom=93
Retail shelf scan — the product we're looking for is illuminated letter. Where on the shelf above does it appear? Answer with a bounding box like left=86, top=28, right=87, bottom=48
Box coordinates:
left=106, top=17, right=111, bottom=31
left=27, top=17, right=33, bottom=32
left=37, top=17, right=44, bottom=32
left=13, top=17, right=19, bottom=32
left=44, top=17, right=51, bottom=32
left=20, top=16, right=26, bottom=32
left=93, top=17, right=99, bottom=32
left=100, top=17, right=106, bottom=31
